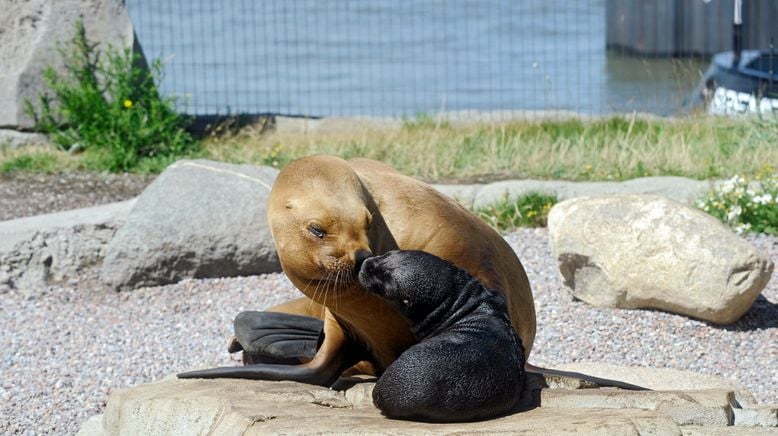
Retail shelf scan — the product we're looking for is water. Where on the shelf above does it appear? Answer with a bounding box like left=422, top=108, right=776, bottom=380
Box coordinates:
left=127, top=0, right=708, bottom=117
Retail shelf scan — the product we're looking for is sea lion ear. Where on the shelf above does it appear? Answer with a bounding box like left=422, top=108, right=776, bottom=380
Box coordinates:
left=285, top=200, right=295, bottom=210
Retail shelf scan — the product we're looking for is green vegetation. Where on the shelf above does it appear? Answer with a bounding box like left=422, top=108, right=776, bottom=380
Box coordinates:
left=200, top=114, right=778, bottom=182
left=23, top=21, right=197, bottom=173
left=696, top=170, right=778, bottom=236
left=5, top=98, right=777, bottom=181
left=0, top=150, right=63, bottom=173
left=476, top=193, right=558, bottom=231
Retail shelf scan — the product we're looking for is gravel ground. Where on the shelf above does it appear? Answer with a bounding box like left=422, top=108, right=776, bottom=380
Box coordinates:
left=0, top=173, right=776, bottom=434
left=0, top=172, right=153, bottom=221
left=0, top=229, right=775, bottom=435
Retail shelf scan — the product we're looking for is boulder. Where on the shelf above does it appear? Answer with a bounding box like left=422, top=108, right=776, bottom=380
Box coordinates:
left=100, top=160, right=281, bottom=290
left=0, top=0, right=144, bottom=129
left=0, top=200, right=135, bottom=296
left=547, top=194, right=774, bottom=324
left=469, top=176, right=712, bottom=210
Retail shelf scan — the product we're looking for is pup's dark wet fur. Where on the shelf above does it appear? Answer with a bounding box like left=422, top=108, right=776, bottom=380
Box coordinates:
left=358, top=250, right=525, bottom=422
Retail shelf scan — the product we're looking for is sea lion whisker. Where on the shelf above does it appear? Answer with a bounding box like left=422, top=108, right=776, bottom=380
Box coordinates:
left=323, top=271, right=335, bottom=308
left=310, top=273, right=329, bottom=308
left=332, top=269, right=341, bottom=311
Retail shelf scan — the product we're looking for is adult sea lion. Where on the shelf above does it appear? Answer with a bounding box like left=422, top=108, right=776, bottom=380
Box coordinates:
left=359, top=250, right=525, bottom=422
left=179, top=155, right=536, bottom=385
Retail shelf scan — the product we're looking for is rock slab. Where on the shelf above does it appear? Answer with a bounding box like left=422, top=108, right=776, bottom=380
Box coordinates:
left=79, top=371, right=778, bottom=435
left=438, top=176, right=713, bottom=210
left=546, top=362, right=758, bottom=406
left=0, top=0, right=144, bottom=129
left=548, top=194, right=774, bottom=324
left=100, top=160, right=281, bottom=290
left=83, top=377, right=686, bottom=435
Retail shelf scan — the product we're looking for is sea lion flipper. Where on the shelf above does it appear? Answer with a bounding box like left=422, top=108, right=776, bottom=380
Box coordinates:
left=226, top=335, right=243, bottom=353
left=233, top=311, right=323, bottom=363
left=179, top=310, right=356, bottom=386
left=177, top=362, right=335, bottom=384
left=177, top=345, right=350, bottom=386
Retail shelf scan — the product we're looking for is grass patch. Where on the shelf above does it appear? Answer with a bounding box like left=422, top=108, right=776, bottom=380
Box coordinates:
left=475, top=193, right=558, bottom=231
left=201, top=114, right=778, bottom=182
left=0, top=146, right=79, bottom=174
left=0, top=152, right=61, bottom=173
left=3, top=113, right=777, bottom=182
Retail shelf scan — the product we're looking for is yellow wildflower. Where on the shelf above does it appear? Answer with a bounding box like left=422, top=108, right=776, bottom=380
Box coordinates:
left=123, top=99, right=133, bottom=109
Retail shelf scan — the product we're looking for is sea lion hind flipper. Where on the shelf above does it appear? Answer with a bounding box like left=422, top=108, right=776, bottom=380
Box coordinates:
left=178, top=341, right=353, bottom=387
left=233, top=311, right=324, bottom=362
left=176, top=361, right=339, bottom=385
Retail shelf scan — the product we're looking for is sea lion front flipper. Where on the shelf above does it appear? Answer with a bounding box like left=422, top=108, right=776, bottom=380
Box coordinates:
left=233, top=311, right=324, bottom=364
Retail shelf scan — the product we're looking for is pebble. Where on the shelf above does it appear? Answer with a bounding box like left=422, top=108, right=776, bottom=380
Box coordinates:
left=0, top=172, right=153, bottom=221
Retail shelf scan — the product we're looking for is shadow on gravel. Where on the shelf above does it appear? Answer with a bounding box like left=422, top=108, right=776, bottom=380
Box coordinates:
left=719, top=295, right=778, bottom=332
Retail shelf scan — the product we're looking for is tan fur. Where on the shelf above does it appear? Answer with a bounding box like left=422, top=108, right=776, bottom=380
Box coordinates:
left=266, top=155, right=536, bottom=374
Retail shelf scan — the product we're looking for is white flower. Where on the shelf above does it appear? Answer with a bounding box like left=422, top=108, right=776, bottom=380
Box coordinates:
left=752, top=193, right=774, bottom=205
left=726, top=205, right=742, bottom=222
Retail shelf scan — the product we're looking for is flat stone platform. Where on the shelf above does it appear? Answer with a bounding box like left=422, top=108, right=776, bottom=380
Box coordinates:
left=77, top=372, right=777, bottom=435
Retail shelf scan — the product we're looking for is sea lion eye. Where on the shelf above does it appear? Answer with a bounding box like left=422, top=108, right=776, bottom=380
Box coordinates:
left=308, top=224, right=326, bottom=239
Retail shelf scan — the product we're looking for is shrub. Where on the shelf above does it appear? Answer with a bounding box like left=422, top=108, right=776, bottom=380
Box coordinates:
left=696, top=170, right=778, bottom=236
left=475, top=193, right=557, bottom=231
left=25, top=21, right=195, bottom=172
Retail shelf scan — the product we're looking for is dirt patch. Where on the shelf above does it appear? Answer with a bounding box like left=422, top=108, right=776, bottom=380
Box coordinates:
left=0, top=172, right=154, bottom=221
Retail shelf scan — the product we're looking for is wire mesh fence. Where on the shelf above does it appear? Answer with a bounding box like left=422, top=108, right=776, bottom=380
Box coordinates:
left=125, top=0, right=776, bottom=119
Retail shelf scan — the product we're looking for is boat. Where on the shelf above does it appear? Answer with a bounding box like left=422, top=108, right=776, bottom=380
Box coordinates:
left=691, top=0, right=778, bottom=116
left=702, top=49, right=778, bottom=115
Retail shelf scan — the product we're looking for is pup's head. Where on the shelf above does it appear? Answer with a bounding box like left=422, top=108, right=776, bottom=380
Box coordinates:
left=357, top=250, right=458, bottom=323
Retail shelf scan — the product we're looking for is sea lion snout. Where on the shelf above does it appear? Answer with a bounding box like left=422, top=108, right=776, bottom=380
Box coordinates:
left=357, top=256, right=386, bottom=295
left=353, top=249, right=373, bottom=273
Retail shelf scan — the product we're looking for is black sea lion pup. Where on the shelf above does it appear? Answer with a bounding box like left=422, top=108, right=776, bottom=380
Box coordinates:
left=358, top=250, right=525, bottom=422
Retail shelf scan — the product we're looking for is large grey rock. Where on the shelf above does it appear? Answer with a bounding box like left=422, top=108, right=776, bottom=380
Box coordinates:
left=432, top=176, right=714, bottom=210
left=548, top=194, right=774, bottom=324
left=100, top=160, right=281, bottom=290
left=0, top=200, right=135, bottom=296
left=468, top=176, right=712, bottom=210
left=0, top=0, right=144, bottom=129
